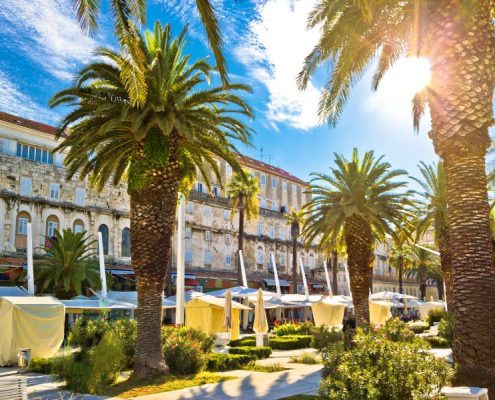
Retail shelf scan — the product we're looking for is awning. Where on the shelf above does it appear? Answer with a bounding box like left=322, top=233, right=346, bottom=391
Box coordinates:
left=109, top=269, right=134, bottom=275
left=263, top=279, right=290, bottom=287
left=312, top=284, right=324, bottom=289
left=171, top=272, right=196, bottom=280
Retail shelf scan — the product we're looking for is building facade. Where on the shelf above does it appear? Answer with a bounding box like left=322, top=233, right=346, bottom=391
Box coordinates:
left=0, top=112, right=328, bottom=294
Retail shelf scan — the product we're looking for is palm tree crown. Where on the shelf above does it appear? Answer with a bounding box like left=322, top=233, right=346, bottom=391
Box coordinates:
left=285, top=209, right=305, bottom=240
left=36, top=229, right=100, bottom=299
left=50, top=22, right=252, bottom=193
left=227, top=171, right=259, bottom=220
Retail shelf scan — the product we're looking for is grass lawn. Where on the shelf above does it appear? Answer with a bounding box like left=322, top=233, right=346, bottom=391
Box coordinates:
left=279, top=395, right=320, bottom=400
left=242, top=363, right=287, bottom=373
left=103, top=372, right=235, bottom=398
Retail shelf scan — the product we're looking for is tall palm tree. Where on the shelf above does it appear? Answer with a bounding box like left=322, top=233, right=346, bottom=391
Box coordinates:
left=299, top=2, right=495, bottom=387
left=71, top=0, right=228, bottom=107
left=388, top=214, right=415, bottom=294
left=412, top=161, right=452, bottom=309
left=303, top=149, right=408, bottom=325
left=35, top=229, right=100, bottom=299
left=407, top=245, right=440, bottom=301
left=285, top=209, right=305, bottom=294
left=227, top=170, right=259, bottom=285
left=49, top=22, right=252, bottom=378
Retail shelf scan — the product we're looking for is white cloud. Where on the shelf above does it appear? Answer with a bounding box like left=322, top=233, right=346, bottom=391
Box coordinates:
left=235, top=0, right=322, bottom=131
left=0, top=0, right=103, bottom=80
left=0, top=71, right=58, bottom=123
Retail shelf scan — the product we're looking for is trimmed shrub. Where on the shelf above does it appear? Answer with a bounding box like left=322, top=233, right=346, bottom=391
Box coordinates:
left=381, top=318, right=416, bottom=342
left=426, top=309, right=449, bottom=327
left=207, top=353, right=255, bottom=371
left=438, top=313, right=453, bottom=346
left=407, top=323, right=429, bottom=334
left=289, top=352, right=320, bottom=364
left=319, top=321, right=453, bottom=399
left=424, top=336, right=450, bottom=349
left=273, top=322, right=315, bottom=337
left=51, top=354, right=92, bottom=394
left=29, top=358, right=53, bottom=374
left=228, top=346, right=272, bottom=359
left=269, top=335, right=312, bottom=350
left=311, top=326, right=343, bottom=351
left=69, top=318, right=109, bottom=351
left=228, top=337, right=256, bottom=347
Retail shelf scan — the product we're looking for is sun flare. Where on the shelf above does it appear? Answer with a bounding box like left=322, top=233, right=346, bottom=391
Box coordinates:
left=384, top=57, right=432, bottom=96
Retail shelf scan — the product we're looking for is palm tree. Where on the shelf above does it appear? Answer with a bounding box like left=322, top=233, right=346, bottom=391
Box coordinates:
left=49, top=22, right=252, bottom=378
left=303, top=149, right=408, bottom=325
left=412, top=161, right=452, bottom=309
left=71, top=0, right=228, bottom=106
left=35, top=229, right=100, bottom=299
left=285, top=209, right=305, bottom=294
left=407, top=245, right=440, bottom=301
left=388, top=215, right=415, bottom=294
left=299, top=2, right=495, bottom=387
left=227, top=170, right=259, bottom=285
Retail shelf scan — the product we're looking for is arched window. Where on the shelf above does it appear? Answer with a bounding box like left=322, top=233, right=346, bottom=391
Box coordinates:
left=73, top=219, right=85, bottom=233
left=309, top=254, right=315, bottom=269
left=256, top=246, right=264, bottom=265
left=98, top=224, right=109, bottom=255
left=121, top=227, right=131, bottom=257
left=15, top=211, right=31, bottom=250
left=45, top=215, right=60, bottom=243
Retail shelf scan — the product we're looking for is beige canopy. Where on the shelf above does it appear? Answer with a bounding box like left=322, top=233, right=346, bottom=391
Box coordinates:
left=0, top=296, right=65, bottom=366
left=369, top=300, right=392, bottom=326
left=311, top=297, right=346, bottom=328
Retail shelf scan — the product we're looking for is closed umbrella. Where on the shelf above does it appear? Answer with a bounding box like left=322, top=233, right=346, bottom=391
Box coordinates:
left=253, top=288, right=269, bottom=334
left=223, top=289, right=233, bottom=332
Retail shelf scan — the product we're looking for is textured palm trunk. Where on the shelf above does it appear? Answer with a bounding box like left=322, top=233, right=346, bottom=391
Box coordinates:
left=436, top=276, right=445, bottom=301
left=398, top=256, right=404, bottom=295
left=418, top=270, right=427, bottom=301
left=438, top=230, right=453, bottom=311
left=344, top=215, right=373, bottom=326
left=331, top=250, right=339, bottom=295
left=237, top=205, right=244, bottom=286
left=130, top=159, right=181, bottom=379
left=427, top=0, right=495, bottom=389
left=291, top=237, right=298, bottom=294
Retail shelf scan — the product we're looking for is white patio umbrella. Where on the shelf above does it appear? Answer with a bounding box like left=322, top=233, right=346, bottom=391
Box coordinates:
left=253, top=288, right=268, bottom=334
left=223, top=289, right=233, bottom=332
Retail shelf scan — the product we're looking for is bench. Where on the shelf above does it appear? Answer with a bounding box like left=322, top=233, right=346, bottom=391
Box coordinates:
left=0, top=375, right=28, bottom=400
left=442, top=387, right=489, bottom=400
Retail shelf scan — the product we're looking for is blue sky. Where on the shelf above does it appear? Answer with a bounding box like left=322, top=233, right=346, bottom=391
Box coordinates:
left=0, top=0, right=439, bottom=183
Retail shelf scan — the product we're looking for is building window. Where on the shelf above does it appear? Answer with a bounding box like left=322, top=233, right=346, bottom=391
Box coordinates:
left=268, top=226, right=275, bottom=239
left=212, top=186, right=221, bottom=197
left=279, top=253, right=286, bottom=266
left=185, top=227, right=192, bottom=238
left=73, top=219, right=85, bottom=233
left=225, top=234, right=232, bottom=246
left=46, top=216, right=59, bottom=240
left=260, top=174, right=266, bottom=186
left=260, top=198, right=267, bottom=208
left=226, top=164, right=232, bottom=176
left=20, top=177, right=32, bottom=196
left=292, top=184, right=297, bottom=195
left=49, top=183, right=60, bottom=201
left=15, top=212, right=31, bottom=250
left=98, top=224, right=109, bottom=255
left=16, top=142, right=54, bottom=164
left=204, top=250, right=212, bottom=265
left=225, top=255, right=232, bottom=267
left=271, top=177, right=277, bottom=189
left=271, top=202, right=278, bottom=211
left=204, top=205, right=211, bottom=217
left=196, top=182, right=205, bottom=193
left=309, top=254, right=315, bottom=269
left=121, top=227, right=131, bottom=257
left=205, top=230, right=212, bottom=241
left=185, top=249, right=193, bottom=263
left=224, top=209, right=230, bottom=220
left=75, top=188, right=86, bottom=206
left=257, top=223, right=263, bottom=236
left=256, top=246, right=264, bottom=265
left=283, top=181, right=288, bottom=191
left=187, top=202, right=194, bottom=214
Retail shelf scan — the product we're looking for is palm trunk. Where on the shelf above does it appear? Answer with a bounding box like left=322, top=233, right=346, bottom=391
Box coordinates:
left=237, top=206, right=244, bottom=286
left=436, top=276, right=445, bottom=301
left=438, top=230, right=453, bottom=311
left=291, top=238, right=298, bottom=294
left=331, top=250, right=338, bottom=295
left=398, top=255, right=404, bottom=294
left=345, top=215, right=373, bottom=326
left=427, top=0, right=495, bottom=389
left=419, top=270, right=427, bottom=301
left=131, top=160, right=180, bottom=379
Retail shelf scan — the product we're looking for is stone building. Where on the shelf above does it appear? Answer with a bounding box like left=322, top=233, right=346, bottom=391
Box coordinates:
left=0, top=112, right=330, bottom=294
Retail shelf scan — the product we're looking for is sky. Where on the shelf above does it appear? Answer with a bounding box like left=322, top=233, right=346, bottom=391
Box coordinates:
left=0, top=0, right=439, bottom=183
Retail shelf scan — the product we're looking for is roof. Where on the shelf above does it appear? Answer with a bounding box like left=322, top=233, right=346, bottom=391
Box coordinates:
left=0, top=112, right=58, bottom=135
left=187, top=294, right=251, bottom=310
left=0, top=287, right=29, bottom=297
left=238, top=154, right=307, bottom=186
left=1, top=296, right=63, bottom=306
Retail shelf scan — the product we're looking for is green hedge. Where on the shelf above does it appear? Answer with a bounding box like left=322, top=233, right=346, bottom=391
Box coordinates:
left=228, top=346, right=272, bottom=359
left=228, top=337, right=256, bottom=347
left=423, top=336, right=450, bottom=349
left=207, top=353, right=255, bottom=371
left=29, top=358, right=54, bottom=374
left=269, top=335, right=312, bottom=350
left=407, top=324, right=429, bottom=334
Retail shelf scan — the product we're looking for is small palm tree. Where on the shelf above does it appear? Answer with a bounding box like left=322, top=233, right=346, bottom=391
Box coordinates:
left=227, top=170, right=259, bottom=285
left=388, top=215, right=415, bottom=294
left=407, top=245, right=440, bottom=301
left=50, top=22, right=252, bottom=378
left=303, top=149, right=408, bottom=325
left=412, top=161, right=451, bottom=308
left=35, top=229, right=100, bottom=300
left=285, top=209, right=305, bottom=294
